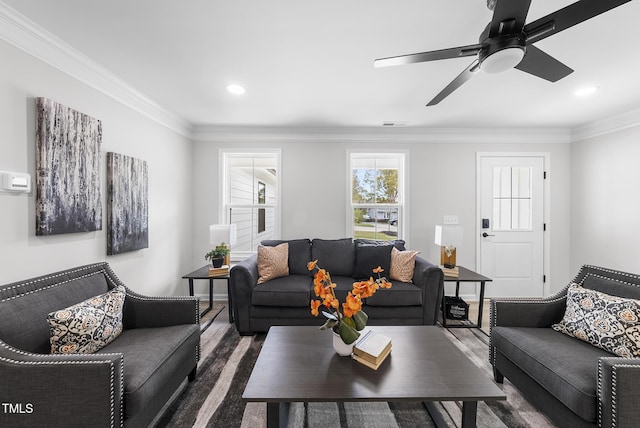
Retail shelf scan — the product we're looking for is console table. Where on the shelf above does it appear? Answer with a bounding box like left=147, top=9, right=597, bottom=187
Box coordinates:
left=442, top=266, right=492, bottom=329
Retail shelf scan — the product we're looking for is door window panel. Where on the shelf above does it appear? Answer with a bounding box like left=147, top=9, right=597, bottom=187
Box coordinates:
left=492, top=166, right=532, bottom=230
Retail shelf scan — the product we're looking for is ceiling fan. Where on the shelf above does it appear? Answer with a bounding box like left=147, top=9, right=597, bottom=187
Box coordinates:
left=374, top=0, right=632, bottom=106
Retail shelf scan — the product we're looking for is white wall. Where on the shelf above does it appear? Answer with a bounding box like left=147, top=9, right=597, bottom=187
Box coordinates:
left=0, top=39, right=194, bottom=296
left=192, top=135, right=572, bottom=298
left=571, top=125, right=640, bottom=275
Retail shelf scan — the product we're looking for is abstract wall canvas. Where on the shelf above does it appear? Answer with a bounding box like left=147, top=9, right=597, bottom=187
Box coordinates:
left=107, top=152, right=148, bottom=255
left=36, top=98, right=102, bottom=235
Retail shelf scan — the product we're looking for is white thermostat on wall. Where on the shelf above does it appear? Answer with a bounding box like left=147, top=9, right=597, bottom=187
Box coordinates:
left=1, top=171, right=31, bottom=193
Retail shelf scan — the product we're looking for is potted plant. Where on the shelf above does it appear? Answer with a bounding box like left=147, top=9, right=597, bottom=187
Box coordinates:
left=205, top=243, right=230, bottom=268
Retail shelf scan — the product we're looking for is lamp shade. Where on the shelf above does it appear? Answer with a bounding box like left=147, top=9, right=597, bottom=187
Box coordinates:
left=434, top=225, right=463, bottom=247
left=209, top=224, right=237, bottom=246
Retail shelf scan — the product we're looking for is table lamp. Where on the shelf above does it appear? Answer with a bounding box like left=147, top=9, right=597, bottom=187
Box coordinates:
left=209, top=224, right=237, bottom=266
left=434, top=225, right=463, bottom=268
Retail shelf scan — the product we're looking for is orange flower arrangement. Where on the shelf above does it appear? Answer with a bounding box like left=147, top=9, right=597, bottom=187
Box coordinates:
left=308, top=260, right=392, bottom=345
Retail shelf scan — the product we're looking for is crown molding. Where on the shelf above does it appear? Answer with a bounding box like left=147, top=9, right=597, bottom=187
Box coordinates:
left=571, top=108, right=640, bottom=142
left=0, top=1, right=192, bottom=138
left=192, top=125, right=571, bottom=144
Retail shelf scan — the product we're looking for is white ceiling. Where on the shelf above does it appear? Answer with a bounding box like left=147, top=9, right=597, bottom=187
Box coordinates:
left=4, top=0, right=640, bottom=130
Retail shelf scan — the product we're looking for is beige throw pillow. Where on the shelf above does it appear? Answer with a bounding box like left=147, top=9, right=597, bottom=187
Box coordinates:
left=257, top=243, right=289, bottom=284
left=389, top=246, right=419, bottom=283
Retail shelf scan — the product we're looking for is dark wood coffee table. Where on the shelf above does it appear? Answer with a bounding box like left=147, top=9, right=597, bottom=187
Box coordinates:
left=243, top=325, right=505, bottom=428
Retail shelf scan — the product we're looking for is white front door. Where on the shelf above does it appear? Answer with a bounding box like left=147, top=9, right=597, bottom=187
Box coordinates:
left=477, top=154, right=545, bottom=298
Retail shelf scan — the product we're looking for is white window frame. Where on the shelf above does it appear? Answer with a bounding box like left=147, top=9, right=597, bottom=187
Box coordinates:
left=347, top=150, right=409, bottom=246
left=219, top=149, right=282, bottom=260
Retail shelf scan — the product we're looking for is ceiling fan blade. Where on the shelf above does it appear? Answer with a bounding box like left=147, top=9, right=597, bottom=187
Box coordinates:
left=514, top=45, right=573, bottom=82
left=489, top=0, right=532, bottom=37
left=523, top=0, right=632, bottom=44
left=374, top=44, right=482, bottom=68
left=427, top=60, right=480, bottom=106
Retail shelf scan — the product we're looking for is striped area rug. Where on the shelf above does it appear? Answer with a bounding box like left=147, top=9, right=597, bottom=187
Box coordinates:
left=155, top=310, right=557, bottom=428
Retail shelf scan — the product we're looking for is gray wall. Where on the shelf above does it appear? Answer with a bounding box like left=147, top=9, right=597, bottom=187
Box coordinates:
left=571, top=125, right=640, bottom=275
left=0, top=39, right=194, bottom=296
left=193, top=136, right=572, bottom=298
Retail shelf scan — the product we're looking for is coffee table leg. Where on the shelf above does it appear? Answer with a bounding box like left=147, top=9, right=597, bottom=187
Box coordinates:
left=461, top=401, right=478, bottom=428
left=426, top=401, right=477, bottom=428
left=425, top=401, right=448, bottom=428
left=266, top=402, right=289, bottom=428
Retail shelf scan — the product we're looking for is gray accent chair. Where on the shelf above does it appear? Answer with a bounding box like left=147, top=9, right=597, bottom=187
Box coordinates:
left=490, top=265, right=640, bottom=427
left=0, top=263, right=201, bottom=428
left=230, top=238, right=444, bottom=335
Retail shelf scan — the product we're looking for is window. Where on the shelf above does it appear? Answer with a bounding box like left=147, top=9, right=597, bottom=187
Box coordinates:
left=349, top=152, right=406, bottom=241
left=221, top=150, right=280, bottom=258
left=257, top=181, right=266, bottom=234
left=492, top=166, right=532, bottom=230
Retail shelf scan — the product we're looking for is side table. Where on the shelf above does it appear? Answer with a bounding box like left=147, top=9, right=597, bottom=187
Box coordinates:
left=442, top=266, right=492, bottom=329
left=182, top=266, right=232, bottom=329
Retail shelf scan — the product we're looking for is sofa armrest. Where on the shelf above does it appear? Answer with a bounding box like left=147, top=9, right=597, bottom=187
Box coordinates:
left=490, top=293, right=568, bottom=329
left=412, top=256, right=444, bottom=325
left=0, top=341, right=124, bottom=428
left=123, top=291, right=199, bottom=329
left=598, top=357, right=640, bottom=428
left=229, top=254, right=259, bottom=335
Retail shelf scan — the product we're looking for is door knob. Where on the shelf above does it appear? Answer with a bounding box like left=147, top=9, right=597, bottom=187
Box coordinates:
left=482, top=232, right=495, bottom=237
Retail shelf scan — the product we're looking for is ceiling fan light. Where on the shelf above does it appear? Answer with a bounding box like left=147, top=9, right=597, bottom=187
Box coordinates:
left=480, top=47, right=525, bottom=74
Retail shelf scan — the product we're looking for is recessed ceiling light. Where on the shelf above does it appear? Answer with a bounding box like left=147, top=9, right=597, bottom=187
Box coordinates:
left=227, top=84, right=246, bottom=95
left=575, top=85, right=599, bottom=97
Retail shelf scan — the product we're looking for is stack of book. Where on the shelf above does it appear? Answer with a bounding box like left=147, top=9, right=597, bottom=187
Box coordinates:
left=208, top=265, right=229, bottom=277
left=440, top=265, right=459, bottom=278
left=352, top=330, right=392, bottom=370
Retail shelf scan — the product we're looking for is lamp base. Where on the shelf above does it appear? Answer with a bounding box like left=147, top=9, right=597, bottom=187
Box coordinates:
left=440, top=246, right=457, bottom=268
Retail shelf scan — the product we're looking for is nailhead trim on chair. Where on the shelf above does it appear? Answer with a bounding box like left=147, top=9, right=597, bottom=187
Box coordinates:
left=489, top=289, right=569, bottom=367
left=1, top=262, right=200, bottom=426
left=0, top=341, right=123, bottom=428
left=102, top=266, right=202, bottom=361
left=597, top=357, right=640, bottom=428
left=0, top=265, right=107, bottom=302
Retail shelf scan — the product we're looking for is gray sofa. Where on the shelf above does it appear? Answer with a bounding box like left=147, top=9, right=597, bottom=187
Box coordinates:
left=0, top=262, right=201, bottom=428
left=230, top=238, right=444, bottom=335
left=491, top=265, right=640, bottom=428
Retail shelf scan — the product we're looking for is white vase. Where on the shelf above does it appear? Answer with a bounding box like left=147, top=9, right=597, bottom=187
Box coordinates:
left=332, top=330, right=354, bottom=356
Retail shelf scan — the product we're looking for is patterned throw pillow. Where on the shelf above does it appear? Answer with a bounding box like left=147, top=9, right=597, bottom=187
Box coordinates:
left=48, top=286, right=126, bottom=354
left=389, top=247, right=419, bottom=283
left=552, top=283, right=640, bottom=358
left=257, top=243, right=289, bottom=284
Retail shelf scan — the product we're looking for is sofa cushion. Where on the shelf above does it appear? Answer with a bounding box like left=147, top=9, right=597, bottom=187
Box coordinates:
left=47, top=285, right=125, bottom=354
left=354, top=238, right=406, bottom=251
left=311, top=238, right=355, bottom=277
left=257, top=243, right=289, bottom=284
left=330, top=275, right=358, bottom=303
left=552, top=283, right=640, bottom=357
left=0, top=269, right=111, bottom=354
left=492, top=326, right=607, bottom=422
left=261, top=239, right=312, bottom=276
left=97, top=324, right=200, bottom=418
left=390, top=247, right=419, bottom=283
left=353, top=243, right=393, bottom=280
left=252, top=275, right=312, bottom=307
left=365, top=281, right=422, bottom=307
